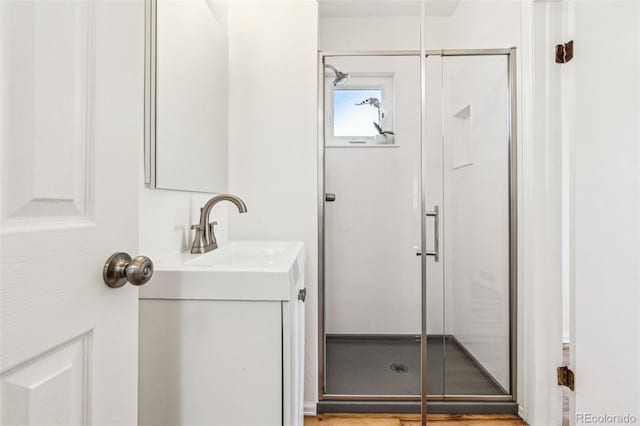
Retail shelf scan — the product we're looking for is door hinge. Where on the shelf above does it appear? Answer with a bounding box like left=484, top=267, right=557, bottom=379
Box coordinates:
left=555, top=40, right=574, bottom=64
left=557, top=366, right=575, bottom=391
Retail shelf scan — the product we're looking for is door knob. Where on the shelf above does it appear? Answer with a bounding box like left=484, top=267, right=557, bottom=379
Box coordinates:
left=325, top=193, right=336, bottom=202
left=103, top=252, right=154, bottom=288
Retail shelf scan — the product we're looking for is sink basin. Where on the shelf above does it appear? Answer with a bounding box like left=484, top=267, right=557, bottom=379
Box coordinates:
left=184, top=241, right=299, bottom=269
left=139, top=241, right=305, bottom=301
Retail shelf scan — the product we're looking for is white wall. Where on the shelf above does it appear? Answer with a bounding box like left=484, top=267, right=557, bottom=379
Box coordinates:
left=320, top=1, right=522, bottom=52
left=425, top=0, right=521, bottom=49
left=139, top=0, right=230, bottom=260
left=138, top=189, right=228, bottom=259
left=138, top=0, right=231, bottom=259
left=319, top=16, right=420, bottom=51
left=226, top=0, right=319, bottom=409
left=519, top=2, right=565, bottom=424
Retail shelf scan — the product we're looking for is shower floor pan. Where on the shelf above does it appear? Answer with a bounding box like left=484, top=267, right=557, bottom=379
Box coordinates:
left=319, top=335, right=516, bottom=415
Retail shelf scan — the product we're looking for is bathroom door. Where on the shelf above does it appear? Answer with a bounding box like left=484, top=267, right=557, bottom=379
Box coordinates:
left=567, top=1, right=640, bottom=423
left=1, top=2, right=144, bottom=425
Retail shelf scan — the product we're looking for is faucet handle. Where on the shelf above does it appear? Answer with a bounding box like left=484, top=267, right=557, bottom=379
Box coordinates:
left=208, top=221, right=218, bottom=235
left=192, top=222, right=217, bottom=231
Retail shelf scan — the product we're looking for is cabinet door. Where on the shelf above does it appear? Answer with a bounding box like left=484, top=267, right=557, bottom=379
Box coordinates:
left=139, top=300, right=282, bottom=426
left=283, top=271, right=306, bottom=426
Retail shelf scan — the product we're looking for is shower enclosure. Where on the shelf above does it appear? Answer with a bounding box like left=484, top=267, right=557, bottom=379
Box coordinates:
left=318, top=49, right=517, bottom=415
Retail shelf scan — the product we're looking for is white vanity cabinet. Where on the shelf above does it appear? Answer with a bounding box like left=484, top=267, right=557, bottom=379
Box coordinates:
left=138, top=242, right=305, bottom=426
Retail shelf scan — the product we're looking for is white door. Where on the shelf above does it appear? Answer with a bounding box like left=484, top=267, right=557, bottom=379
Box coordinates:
left=1, top=2, right=144, bottom=425
left=567, top=1, right=640, bottom=424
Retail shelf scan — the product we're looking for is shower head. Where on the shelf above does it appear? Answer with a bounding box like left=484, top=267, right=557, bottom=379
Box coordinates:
left=332, top=70, right=350, bottom=86
left=324, top=64, right=351, bottom=86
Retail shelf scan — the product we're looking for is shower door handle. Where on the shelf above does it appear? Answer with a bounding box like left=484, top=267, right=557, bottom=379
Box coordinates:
left=425, top=205, right=439, bottom=262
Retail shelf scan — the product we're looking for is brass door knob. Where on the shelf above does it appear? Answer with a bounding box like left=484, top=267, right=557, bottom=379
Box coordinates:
left=103, top=252, right=154, bottom=288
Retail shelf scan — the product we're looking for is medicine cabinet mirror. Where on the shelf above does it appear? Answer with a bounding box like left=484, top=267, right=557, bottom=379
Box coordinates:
left=144, top=0, right=229, bottom=193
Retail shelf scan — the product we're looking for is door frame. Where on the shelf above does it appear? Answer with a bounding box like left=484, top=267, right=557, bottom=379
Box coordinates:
left=317, top=48, right=518, bottom=406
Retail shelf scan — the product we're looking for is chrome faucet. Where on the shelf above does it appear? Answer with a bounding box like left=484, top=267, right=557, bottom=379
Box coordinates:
left=190, top=194, right=248, bottom=254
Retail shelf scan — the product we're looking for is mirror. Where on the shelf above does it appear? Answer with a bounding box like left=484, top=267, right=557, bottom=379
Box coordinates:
left=145, top=0, right=229, bottom=193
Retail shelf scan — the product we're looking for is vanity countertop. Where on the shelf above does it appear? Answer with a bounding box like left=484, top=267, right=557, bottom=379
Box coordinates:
left=139, top=241, right=304, bottom=301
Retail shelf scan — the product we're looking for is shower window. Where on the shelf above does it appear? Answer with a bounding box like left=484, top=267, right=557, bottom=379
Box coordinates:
left=333, top=88, right=382, bottom=137
left=326, top=75, right=394, bottom=145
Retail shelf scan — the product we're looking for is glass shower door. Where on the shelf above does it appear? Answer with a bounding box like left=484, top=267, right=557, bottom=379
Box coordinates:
left=322, top=54, right=423, bottom=398
left=425, top=52, right=514, bottom=399
left=322, top=51, right=514, bottom=407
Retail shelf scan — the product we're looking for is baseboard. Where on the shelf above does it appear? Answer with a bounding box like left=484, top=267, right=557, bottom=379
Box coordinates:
left=518, top=404, right=525, bottom=420
left=304, top=401, right=317, bottom=417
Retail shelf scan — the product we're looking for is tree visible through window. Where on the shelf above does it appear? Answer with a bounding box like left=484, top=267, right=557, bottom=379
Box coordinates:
left=333, top=88, right=383, bottom=137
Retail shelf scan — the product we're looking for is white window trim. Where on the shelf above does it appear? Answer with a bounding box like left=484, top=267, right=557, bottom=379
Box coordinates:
left=325, top=74, right=395, bottom=146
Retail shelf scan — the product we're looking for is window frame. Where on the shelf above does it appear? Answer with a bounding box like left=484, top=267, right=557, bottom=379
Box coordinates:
left=325, top=74, right=395, bottom=146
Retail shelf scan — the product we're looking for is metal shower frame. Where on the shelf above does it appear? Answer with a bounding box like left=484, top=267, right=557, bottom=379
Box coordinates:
left=316, top=48, right=518, bottom=414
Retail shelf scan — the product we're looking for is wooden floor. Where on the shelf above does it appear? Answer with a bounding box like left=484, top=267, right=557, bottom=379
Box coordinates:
left=305, top=413, right=527, bottom=426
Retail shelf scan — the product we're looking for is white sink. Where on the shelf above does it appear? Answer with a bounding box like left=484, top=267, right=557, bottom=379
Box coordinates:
left=185, top=240, right=300, bottom=269
left=139, top=241, right=305, bottom=301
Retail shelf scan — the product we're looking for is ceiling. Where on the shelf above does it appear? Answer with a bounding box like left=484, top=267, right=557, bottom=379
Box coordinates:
left=318, top=0, right=461, bottom=18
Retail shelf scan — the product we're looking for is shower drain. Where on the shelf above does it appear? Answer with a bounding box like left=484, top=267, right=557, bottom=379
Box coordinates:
left=389, top=363, right=409, bottom=374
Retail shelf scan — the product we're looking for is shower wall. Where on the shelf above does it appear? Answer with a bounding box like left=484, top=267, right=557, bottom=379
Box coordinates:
left=436, top=54, right=511, bottom=390
left=324, top=55, right=422, bottom=335
left=321, top=3, right=521, bottom=346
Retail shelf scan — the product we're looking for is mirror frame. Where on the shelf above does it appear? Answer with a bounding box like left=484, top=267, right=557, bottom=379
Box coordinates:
left=143, top=0, right=157, bottom=187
